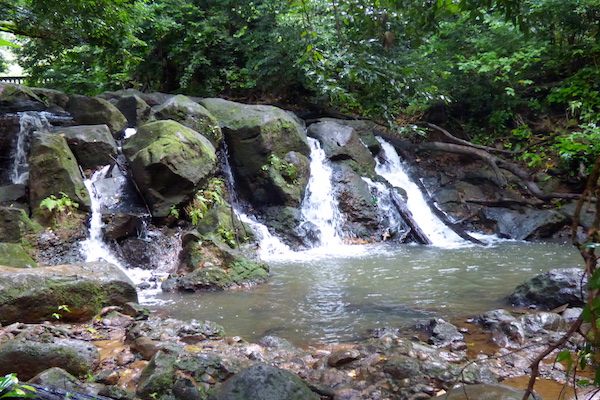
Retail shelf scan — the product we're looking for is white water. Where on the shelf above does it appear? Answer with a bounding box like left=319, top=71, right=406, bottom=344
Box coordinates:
left=10, top=112, right=52, bottom=184
left=80, top=167, right=171, bottom=303
left=362, top=177, right=404, bottom=239
left=236, top=212, right=292, bottom=259
left=375, top=137, right=464, bottom=246
left=300, top=137, right=345, bottom=247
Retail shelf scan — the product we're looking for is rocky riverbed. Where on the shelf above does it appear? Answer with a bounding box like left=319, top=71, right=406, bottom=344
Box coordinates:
left=0, top=267, right=592, bottom=400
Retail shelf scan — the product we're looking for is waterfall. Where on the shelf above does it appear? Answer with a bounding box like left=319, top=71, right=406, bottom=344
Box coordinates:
left=361, top=177, right=405, bottom=240
left=300, top=137, right=345, bottom=247
left=220, top=141, right=291, bottom=258
left=10, top=112, right=52, bottom=184
left=80, top=166, right=125, bottom=266
left=375, top=137, right=464, bottom=246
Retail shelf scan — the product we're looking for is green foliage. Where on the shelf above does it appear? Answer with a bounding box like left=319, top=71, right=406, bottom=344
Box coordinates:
left=52, top=304, right=71, bottom=320
left=39, top=192, right=79, bottom=214
left=0, top=374, right=35, bottom=398
left=262, top=154, right=299, bottom=186
left=185, top=178, right=226, bottom=225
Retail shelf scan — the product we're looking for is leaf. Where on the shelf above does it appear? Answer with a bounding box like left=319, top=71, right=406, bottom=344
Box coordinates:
left=582, top=242, right=600, bottom=249
left=0, top=39, right=19, bottom=48
left=588, top=268, right=600, bottom=290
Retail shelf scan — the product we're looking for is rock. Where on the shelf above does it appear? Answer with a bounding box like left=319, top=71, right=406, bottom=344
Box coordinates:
left=67, top=95, right=128, bottom=135
left=383, top=355, right=421, bottom=379
left=176, top=320, right=225, bottom=343
left=475, top=309, right=516, bottom=328
left=443, top=383, right=541, bottom=399
left=28, top=131, right=91, bottom=216
left=149, top=94, right=222, bottom=146
left=0, top=207, right=42, bottom=242
left=209, top=364, right=320, bottom=400
left=315, top=118, right=383, bottom=155
left=490, top=320, right=526, bottom=348
left=308, top=121, right=376, bottom=175
left=508, top=268, right=586, bottom=310
left=0, top=83, right=46, bottom=112
left=29, top=367, right=85, bottom=393
left=30, top=87, right=70, bottom=109
left=480, top=207, right=569, bottom=240
left=520, top=312, right=567, bottom=335
left=258, top=336, right=299, bottom=353
left=0, top=184, right=27, bottom=204
left=102, top=214, right=146, bottom=241
left=327, top=348, right=361, bottom=367
left=0, top=242, right=38, bottom=268
left=200, top=98, right=310, bottom=207
left=122, top=120, right=217, bottom=218
left=136, top=349, right=179, bottom=399
left=175, top=353, right=235, bottom=384
left=0, top=335, right=99, bottom=381
left=0, top=262, right=138, bottom=324
left=100, top=89, right=173, bottom=107
left=121, top=302, right=151, bottom=320
left=52, top=124, right=118, bottom=170
left=131, top=337, right=163, bottom=360
left=415, top=318, right=464, bottom=348
left=114, top=95, right=151, bottom=127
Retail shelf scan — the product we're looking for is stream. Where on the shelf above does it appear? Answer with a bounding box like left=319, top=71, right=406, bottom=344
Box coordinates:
left=150, top=240, right=582, bottom=347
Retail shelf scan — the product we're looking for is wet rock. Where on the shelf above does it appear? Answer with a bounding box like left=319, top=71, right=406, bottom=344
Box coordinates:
left=209, top=364, right=320, bottom=400
left=308, top=121, right=376, bottom=175
left=53, top=124, right=118, bottom=170
left=490, top=320, right=526, bottom=348
left=480, top=207, right=569, bottom=240
left=258, top=336, right=299, bottom=354
left=327, top=348, right=361, bottom=367
left=383, top=355, right=421, bottom=379
left=136, top=349, right=179, bottom=399
left=28, top=130, right=91, bottom=215
left=443, top=383, right=540, bottom=400
left=475, top=309, right=516, bottom=328
left=0, top=83, right=47, bottom=112
left=0, top=242, right=39, bottom=268
left=200, top=98, right=310, bottom=208
left=122, top=120, right=217, bottom=218
left=562, top=307, right=583, bottom=322
left=0, top=262, right=137, bottom=324
left=415, top=318, right=464, bottom=348
left=131, top=337, right=163, bottom=360
left=149, top=94, right=222, bottom=146
left=114, top=95, right=151, bottom=127
left=0, top=184, right=27, bottom=205
left=0, top=206, right=42, bottom=242
left=508, top=268, right=586, bottom=310
left=0, top=335, right=99, bottom=380
left=29, top=367, right=86, bottom=393
left=121, top=302, right=151, bottom=320
left=103, top=214, right=145, bottom=241
left=520, top=312, right=567, bottom=335
left=67, top=95, right=128, bottom=135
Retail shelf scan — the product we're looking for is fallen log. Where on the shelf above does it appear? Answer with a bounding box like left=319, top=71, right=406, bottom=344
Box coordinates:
left=3, top=383, right=114, bottom=400
left=390, top=191, right=431, bottom=245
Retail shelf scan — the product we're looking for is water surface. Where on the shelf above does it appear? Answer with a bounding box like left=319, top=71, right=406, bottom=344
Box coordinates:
left=150, top=241, right=582, bottom=347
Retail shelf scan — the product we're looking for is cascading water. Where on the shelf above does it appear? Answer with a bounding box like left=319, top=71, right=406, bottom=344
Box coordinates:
left=300, top=137, right=345, bottom=247
left=80, top=165, right=178, bottom=303
left=375, top=137, right=464, bottom=246
left=361, top=177, right=406, bottom=240
left=220, top=141, right=291, bottom=258
left=10, top=112, right=52, bottom=184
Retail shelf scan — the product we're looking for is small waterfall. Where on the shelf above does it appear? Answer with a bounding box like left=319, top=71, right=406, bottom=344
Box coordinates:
left=300, top=137, right=345, bottom=247
left=80, top=166, right=125, bottom=266
left=375, top=137, right=464, bottom=246
left=220, top=141, right=291, bottom=257
left=10, top=112, right=52, bottom=184
left=361, top=177, right=405, bottom=240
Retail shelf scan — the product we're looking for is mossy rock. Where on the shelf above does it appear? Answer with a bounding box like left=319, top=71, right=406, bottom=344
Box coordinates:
left=28, top=132, right=90, bottom=218
left=123, top=120, right=217, bottom=218
left=0, top=207, right=42, bottom=242
left=0, top=242, right=38, bottom=268
left=0, top=262, right=137, bottom=324
left=67, top=95, right=128, bottom=134
left=195, top=203, right=254, bottom=247
left=199, top=98, right=310, bottom=207
left=149, top=94, right=223, bottom=146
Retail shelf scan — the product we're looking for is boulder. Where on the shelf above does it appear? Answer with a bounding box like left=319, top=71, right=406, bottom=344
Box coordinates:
left=122, top=120, right=217, bottom=218
left=100, top=89, right=173, bottom=107
left=0, top=207, right=42, bottom=242
left=308, top=121, right=376, bottom=175
left=0, top=184, right=27, bottom=205
left=200, top=98, right=310, bottom=207
left=149, top=94, right=222, bottom=146
left=52, top=124, right=118, bottom=170
left=315, top=118, right=383, bottom=155
left=0, top=242, right=38, bottom=268
left=0, top=262, right=138, bottom=324
left=0, top=83, right=46, bottom=113
left=415, top=318, right=464, bottom=348
left=0, top=335, right=99, bottom=381
left=480, top=207, right=569, bottom=240
left=136, top=350, right=179, bottom=399
left=66, top=95, right=128, bottom=135
left=30, top=87, right=70, bottom=109
left=209, top=364, right=320, bottom=400
left=28, top=131, right=90, bottom=214
left=508, top=268, right=586, bottom=310
left=115, top=95, right=152, bottom=127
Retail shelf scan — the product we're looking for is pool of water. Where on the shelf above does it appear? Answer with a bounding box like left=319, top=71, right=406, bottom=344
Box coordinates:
left=149, top=241, right=582, bottom=347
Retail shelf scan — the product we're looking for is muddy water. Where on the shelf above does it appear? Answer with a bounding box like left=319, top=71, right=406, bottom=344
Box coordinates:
left=151, top=241, right=582, bottom=347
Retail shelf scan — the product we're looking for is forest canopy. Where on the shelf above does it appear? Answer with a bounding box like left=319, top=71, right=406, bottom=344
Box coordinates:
left=1, top=0, right=599, bottom=177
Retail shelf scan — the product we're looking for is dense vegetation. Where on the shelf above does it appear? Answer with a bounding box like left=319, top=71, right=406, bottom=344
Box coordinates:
left=1, top=0, right=598, bottom=181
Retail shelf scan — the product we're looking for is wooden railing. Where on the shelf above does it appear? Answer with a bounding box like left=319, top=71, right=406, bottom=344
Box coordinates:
left=0, top=76, right=27, bottom=84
